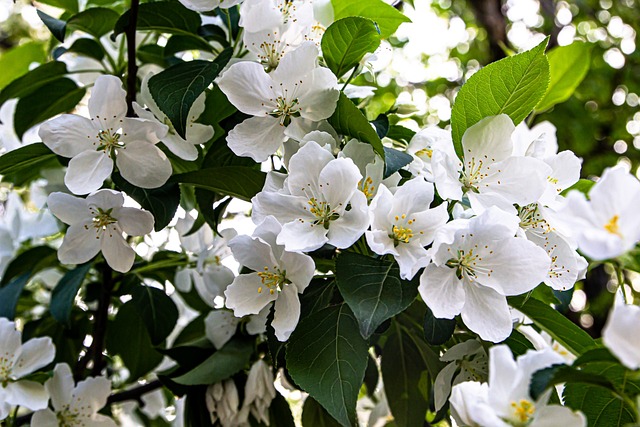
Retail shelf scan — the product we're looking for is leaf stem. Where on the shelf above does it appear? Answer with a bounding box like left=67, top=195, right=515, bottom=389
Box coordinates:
left=125, top=0, right=141, bottom=116
left=340, top=64, right=360, bottom=91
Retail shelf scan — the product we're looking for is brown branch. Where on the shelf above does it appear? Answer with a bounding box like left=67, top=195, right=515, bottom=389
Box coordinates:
left=467, top=0, right=509, bottom=63
left=539, top=0, right=560, bottom=49
left=125, top=0, right=140, bottom=117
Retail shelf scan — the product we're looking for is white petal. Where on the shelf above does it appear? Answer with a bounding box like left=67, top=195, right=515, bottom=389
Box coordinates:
left=65, top=150, right=113, bottom=195
left=419, top=264, right=465, bottom=318
left=227, top=116, right=285, bottom=162
left=58, top=221, right=102, bottom=265
left=326, top=191, right=369, bottom=249
left=461, top=283, right=512, bottom=342
left=279, top=250, right=315, bottom=294
left=47, top=192, right=90, bottom=225
left=31, top=409, right=58, bottom=427
left=531, top=405, right=586, bottom=427
left=246, top=306, right=269, bottom=335
left=487, top=345, right=519, bottom=409
left=218, top=62, right=275, bottom=116
left=46, top=363, right=74, bottom=410
left=4, top=380, right=49, bottom=410
left=101, top=232, right=135, bottom=273
left=112, top=207, right=154, bottom=236
left=205, top=310, right=240, bottom=350
left=432, top=150, right=463, bottom=201
left=0, top=319, right=20, bottom=366
left=318, top=157, right=361, bottom=210
left=122, top=117, right=168, bottom=144
left=11, top=337, right=55, bottom=378
left=395, top=243, right=431, bottom=280
left=116, top=142, right=172, bottom=189
left=198, top=265, right=235, bottom=303
left=480, top=156, right=551, bottom=206
left=225, top=274, right=278, bottom=317
left=272, top=284, right=301, bottom=341
left=85, top=189, right=125, bottom=209
left=603, top=302, right=640, bottom=369
left=462, top=114, right=514, bottom=165
left=296, top=68, right=339, bottom=121
left=88, top=75, right=127, bottom=127
left=278, top=219, right=329, bottom=252
left=286, top=140, right=335, bottom=197
left=70, top=376, right=112, bottom=415
left=39, top=114, right=95, bottom=158
left=228, top=235, right=278, bottom=273
left=272, top=42, right=319, bottom=83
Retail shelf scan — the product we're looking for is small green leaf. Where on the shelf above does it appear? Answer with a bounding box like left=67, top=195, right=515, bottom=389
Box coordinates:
left=322, top=17, right=381, bottom=78
left=530, top=363, right=616, bottom=401
left=335, top=252, right=418, bottom=338
left=302, top=397, right=343, bottom=427
left=173, top=167, right=266, bottom=202
left=0, top=61, right=68, bottom=110
left=0, top=273, right=31, bottom=319
left=287, top=304, right=368, bottom=427
left=535, top=42, right=592, bottom=113
left=0, top=143, right=57, bottom=177
left=37, top=10, right=67, bottom=42
left=561, top=178, right=595, bottom=197
left=67, top=8, right=119, bottom=38
left=50, top=263, right=92, bottom=326
left=130, top=285, right=179, bottom=346
left=148, top=48, right=232, bottom=139
left=386, top=125, right=416, bottom=144
left=423, top=306, right=455, bottom=345
left=164, top=35, right=215, bottom=57
left=331, top=0, right=410, bottom=38
left=328, top=92, right=385, bottom=159
left=172, top=337, right=254, bottom=385
left=502, top=329, right=535, bottom=356
left=451, top=38, right=550, bottom=158
left=1, top=246, right=58, bottom=286
left=509, top=295, right=596, bottom=356
left=0, top=42, right=47, bottom=90
left=112, top=172, right=180, bottom=231
left=66, top=38, right=105, bottom=61
left=114, top=2, right=202, bottom=38
left=14, top=78, right=86, bottom=139
left=383, top=146, right=412, bottom=178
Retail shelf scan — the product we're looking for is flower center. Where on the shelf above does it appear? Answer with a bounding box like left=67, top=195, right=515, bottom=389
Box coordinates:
left=604, top=215, right=621, bottom=236
left=389, top=214, right=419, bottom=245
left=446, top=243, right=494, bottom=280
left=517, top=204, right=553, bottom=234
left=85, top=207, right=119, bottom=238
left=269, top=96, right=301, bottom=126
left=0, top=355, right=12, bottom=384
left=415, top=147, right=433, bottom=159
left=460, top=156, right=496, bottom=193
left=359, top=176, right=376, bottom=200
left=304, top=197, right=340, bottom=229
left=57, top=404, right=83, bottom=427
left=257, top=267, right=288, bottom=295
left=96, top=129, right=124, bottom=156
left=509, top=399, right=535, bottom=425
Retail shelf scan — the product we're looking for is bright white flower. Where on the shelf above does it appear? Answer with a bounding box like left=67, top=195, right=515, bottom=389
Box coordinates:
left=218, top=42, right=339, bottom=161
left=518, top=325, right=576, bottom=364
left=47, top=190, right=154, bottom=273
left=406, top=126, right=456, bottom=180
left=135, top=73, right=214, bottom=161
left=205, top=380, right=249, bottom=427
left=432, top=115, right=551, bottom=214
left=419, top=207, right=550, bottom=342
left=252, top=141, right=368, bottom=252
left=366, top=178, right=448, bottom=280
left=178, top=0, right=242, bottom=12
left=602, top=299, right=640, bottom=369
left=242, top=359, right=276, bottom=425
left=205, top=310, right=241, bottom=349
left=224, top=216, right=315, bottom=341
left=0, top=318, right=55, bottom=420
left=31, top=363, right=116, bottom=427
left=39, top=75, right=171, bottom=195
left=449, top=345, right=585, bottom=427
left=554, top=166, right=640, bottom=260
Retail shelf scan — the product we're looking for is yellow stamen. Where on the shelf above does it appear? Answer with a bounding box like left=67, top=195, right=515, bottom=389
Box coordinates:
left=604, top=215, right=621, bottom=236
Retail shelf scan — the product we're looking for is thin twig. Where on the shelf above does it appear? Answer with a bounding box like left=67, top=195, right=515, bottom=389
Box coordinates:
left=125, top=0, right=140, bottom=117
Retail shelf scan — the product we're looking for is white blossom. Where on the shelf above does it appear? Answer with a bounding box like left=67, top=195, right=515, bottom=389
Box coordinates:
left=31, top=363, right=116, bottom=427
left=0, top=317, right=55, bottom=420
left=242, top=359, right=276, bottom=425
left=602, top=298, right=640, bottom=370
left=178, top=0, right=242, bottom=12
left=205, top=380, right=249, bottom=427
left=406, top=126, right=456, bottom=180
left=224, top=216, right=315, bottom=341
left=39, top=75, right=172, bottom=195
left=47, top=190, right=154, bottom=273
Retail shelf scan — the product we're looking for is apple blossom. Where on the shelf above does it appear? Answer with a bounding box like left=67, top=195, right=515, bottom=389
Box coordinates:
left=31, top=363, right=117, bottom=427
left=47, top=190, right=154, bottom=273
left=602, top=299, right=640, bottom=370
left=243, top=359, right=276, bottom=425
left=0, top=317, right=55, bottom=420
left=178, top=0, right=242, bottom=12
left=419, top=207, right=550, bottom=342
left=205, top=380, right=249, bottom=427
left=366, top=178, right=448, bottom=280
left=406, top=126, right=456, bottom=180
left=39, top=75, right=172, bottom=195
left=252, top=141, right=369, bottom=252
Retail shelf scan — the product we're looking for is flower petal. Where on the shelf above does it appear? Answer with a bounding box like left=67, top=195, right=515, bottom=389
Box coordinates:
left=228, top=235, right=278, bottom=273
left=272, top=284, right=301, bottom=341
left=461, top=283, right=512, bottom=342
left=70, top=376, right=112, bottom=415
left=58, top=221, right=102, bottom=266
left=218, top=62, right=276, bottom=116
left=326, top=191, right=369, bottom=249
left=45, top=363, right=74, bottom=410
left=277, top=219, right=329, bottom=252
left=30, top=409, right=58, bottom=427
left=224, top=273, right=278, bottom=317
left=65, top=150, right=113, bottom=195
left=278, top=250, right=315, bottom=294
left=112, top=207, right=154, bottom=236
left=100, top=232, right=135, bottom=273
left=205, top=310, right=240, bottom=350
left=47, top=192, right=89, bottom=225
left=116, top=142, right=172, bottom=189
left=88, top=75, right=127, bottom=127
left=39, top=114, right=95, bottom=158
left=11, top=337, right=55, bottom=378
left=227, top=116, right=285, bottom=162
left=419, top=264, right=465, bottom=319
left=4, top=380, right=49, bottom=411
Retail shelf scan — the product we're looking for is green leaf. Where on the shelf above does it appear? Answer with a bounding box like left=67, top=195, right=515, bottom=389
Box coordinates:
left=164, top=35, right=215, bottom=57
left=574, top=347, right=619, bottom=366
left=269, top=392, right=296, bottom=427
left=0, top=273, right=31, bottom=319
left=382, top=322, right=429, bottom=427
left=331, top=0, right=410, bottom=38
left=106, top=302, right=163, bottom=379
left=0, top=62, right=68, bottom=110
left=423, top=306, right=455, bottom=345
left=148, top=48, right=232, bottom=139
left=0, top=42, right=47, bottom=90
left=535, top=42, right=592, bottom=113
left=561, top=178, right=594, bottom=197
left=14, top=78, right=86, bottom=139
left=335, top=252, right=418, bottom=338
left=502, top=329, right=535, bottom=356
left=172, top=337, right=254, bottom=385
left=0, top=143, right=57, bottom=177
left=37, top=10, right=67, bottom=42
left=386, top=125, right=416, bottom=144
left=287, top=305, right=368, bottom=427
left=322, top=17, right=381, bottom=78
left=131, top=285, right=179, bottom=346
left=1, top=246, right=58, bottom=286
left=112, top=172, right=180, bottom=231
left=302, top=397, right=343, bottom=427
left=198, top=86, right=237, bottom=127
left=529, top=363, right=616, bottom=401
left=328, top=92, right=385, bottom=159
left=509, top=295, right=596, bottom=356
left=114, top=2, right=202, bottom=38
left=450, top=38, right=550, bottom=158
left=50, top=263, right=92, bottom=326
left=173, top=167, right=266, bottom=202
left=383, top=146, right=412, bottom=178
left=67, top=8, right=119, bottom=38
left=363, top=354, right=379, bottom=397
left=66, top=38, right=105, bottom=62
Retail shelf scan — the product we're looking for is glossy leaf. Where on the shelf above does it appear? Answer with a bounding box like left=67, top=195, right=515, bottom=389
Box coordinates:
left=173, top=167, right=266, bottom=202
left=322, top=17, right=381, bottom=78
left=383, top=146, right=413, bottom=178
left=0, top=61, right=68, bottom=110
left=0, top=143, right=57, bottom=177
left=67, top=8, right=119, bottom=38
left=114, top=2, right=202, bottom=38
left=37, top=10, right=67, bottom=42
left=0, top=42, right=47, bottom=90
left=423, top=306, right=455, bottom=346
left=302, top=397, right=343, bottom=427
left=0, top=273, right=31, bottom=319
left=50, top=263, right=92, bottom=326
left=331, top=0, right=411, bottom=38
left=130, top=285, right=180, bottom=346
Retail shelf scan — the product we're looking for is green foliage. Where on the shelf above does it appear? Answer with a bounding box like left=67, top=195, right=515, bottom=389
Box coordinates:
left=287, top=304, right=368, bottom=427
left=0, top=42, right=47, bottom=90
left=114, top=2, right=202, bottom=38
left=322, top=17, right=381, bottom=79
left=0, top=273, right=31, bottom=319
left=130, top=285, right=179, bottom=346
left=50, top=263, right=92, bottom=326
left=328, top=92, right=385, bottom=159
left=0, top=61, right=68, bottom=110
left=562, top=178, right=595, bottom=196
left=67, top=7, right=120, bottom=38
left=383, top=146, right=413, bottom=178
left=331, top=0, right=411, bottom=38
left=423, top=306, right=455, bottom=346
left=35, top=0, right=78, bottom=13
left=335, top=252, right=418, bottom=338
left=148, top=48, right=232, bottom=139
left=173, top=167, right=266, bottom=202
left=0, top=143, right=57, bottom=178
left=37, top=10, right=67, bottom=42
left=535, top=42, right=593, bottom=113
left=302, top=397, right=343, bottom=427
left=65, top=38, right=105, bottom=61
left=451, top=38, right=550, bottom=158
